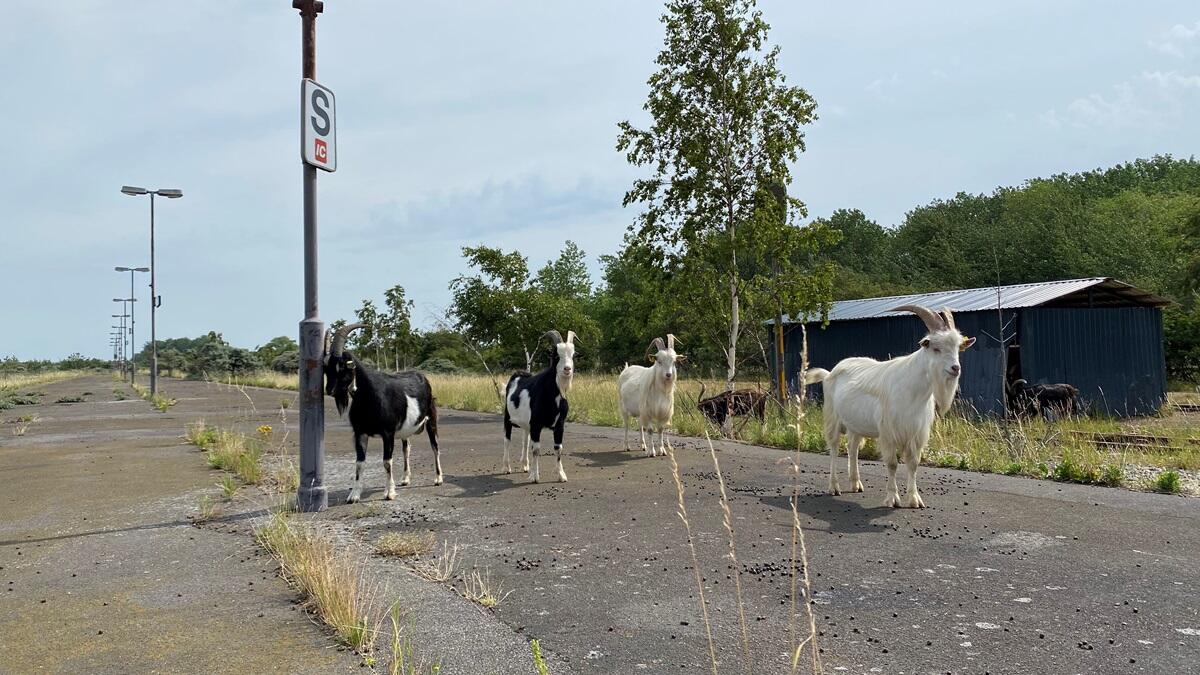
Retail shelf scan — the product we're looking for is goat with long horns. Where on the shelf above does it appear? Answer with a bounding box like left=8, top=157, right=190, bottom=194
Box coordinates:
left=802, top=305, right=975, bottom=508
left=617, top=334, right=686, bottom=457
left=325, top=322, right=442, bottom=502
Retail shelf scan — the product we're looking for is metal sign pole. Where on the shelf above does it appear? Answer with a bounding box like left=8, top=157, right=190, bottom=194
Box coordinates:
left=295, top=0, right=327, bottom=512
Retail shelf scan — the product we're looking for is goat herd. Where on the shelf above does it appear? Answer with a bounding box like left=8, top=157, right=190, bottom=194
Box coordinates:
left=321, top=305, right=977, bottom=509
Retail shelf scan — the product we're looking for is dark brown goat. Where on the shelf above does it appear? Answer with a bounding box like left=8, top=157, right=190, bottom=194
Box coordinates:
left=697, top=383, right=768, bottom=427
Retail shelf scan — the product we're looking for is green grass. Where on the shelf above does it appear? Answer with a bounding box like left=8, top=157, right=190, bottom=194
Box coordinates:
left=132, top=382, right=176, bottom=411
left=530, top=639, right=550, bottom=675
left=54, top=395, right=85, bottom=404
left=185, top=420, right=264, bottom=484
left=1154, top=470, right=1182, bottom=494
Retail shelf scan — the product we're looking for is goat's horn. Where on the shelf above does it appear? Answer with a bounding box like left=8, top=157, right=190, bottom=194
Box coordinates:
left=667, top=333, right=680, bottom=350
left=566, top=330, right=577, bottom=345
left=543, top=330, right=564, bottom=346
left=890, top=304, right=947, bottom=333
left=940, top=307, right=957, bottom=330
left=331, top=322, right=365, bottom=358
left=646, top=337, right=665, bottom=358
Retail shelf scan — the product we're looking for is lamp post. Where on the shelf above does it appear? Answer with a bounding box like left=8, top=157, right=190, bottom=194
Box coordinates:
left=121, top=186, right=182, bottom=395
left=115, top=267, right=149, bottom=384
left=110, top=323, right=126, bottom=374
left=112, top=299, right=132, bottom=379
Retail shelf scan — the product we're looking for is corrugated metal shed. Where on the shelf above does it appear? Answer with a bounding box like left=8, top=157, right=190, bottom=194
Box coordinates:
left=772, top=277, right=1170, bottom=325
left=773, top=277, right=1169, bottom=417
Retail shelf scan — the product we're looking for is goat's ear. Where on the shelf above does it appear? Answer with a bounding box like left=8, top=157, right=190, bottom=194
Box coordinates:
left=647, top=354, right=656, bottom=363
left=919, top=337, right=931, bottom=348
left=960, top=336, right=977, bottom=352
left=346, top=358, right=356, bottom=370
left=675, top=354, right=687, bottom=363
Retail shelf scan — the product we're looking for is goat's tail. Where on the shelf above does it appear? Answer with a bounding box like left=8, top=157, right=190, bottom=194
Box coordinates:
left=425, top=399, right=439, bottom=450
left=803, top=368, right=829, bottom=385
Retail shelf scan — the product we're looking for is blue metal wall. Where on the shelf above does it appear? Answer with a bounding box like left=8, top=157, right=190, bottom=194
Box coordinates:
left=1019, top=307, right=1166, bottom=416
left=781, top=311, right=1012, bottom=415
left=778, top=306, right=1167, bottom=418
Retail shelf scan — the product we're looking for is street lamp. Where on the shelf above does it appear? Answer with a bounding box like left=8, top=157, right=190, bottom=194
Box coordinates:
left=121, top=185, right=182, bottom=395
left=113, top=298, right=135, bottom=381
left=115, top=266, right=149, bottom=384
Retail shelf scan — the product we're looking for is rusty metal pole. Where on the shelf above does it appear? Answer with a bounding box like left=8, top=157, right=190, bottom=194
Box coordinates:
left=295, top=0, right=327, bottom=512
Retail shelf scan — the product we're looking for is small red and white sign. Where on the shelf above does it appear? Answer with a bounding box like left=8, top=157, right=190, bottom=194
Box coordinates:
left=301, top=79, right=336, bottom=172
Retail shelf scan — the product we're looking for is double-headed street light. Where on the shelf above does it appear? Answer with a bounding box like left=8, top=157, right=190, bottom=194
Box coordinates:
left=121, top=186, right=182, bottom=395
left=115, top=266, right=149, bottom=384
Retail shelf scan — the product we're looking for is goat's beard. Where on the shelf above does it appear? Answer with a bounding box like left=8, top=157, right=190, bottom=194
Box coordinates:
left=334, top=389, right=350, bottom=416
left=556, top=371, right=574, bottom=393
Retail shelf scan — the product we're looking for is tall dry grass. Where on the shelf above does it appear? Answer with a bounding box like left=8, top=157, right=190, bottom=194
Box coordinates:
left=255, top=512, right=384, bottom=652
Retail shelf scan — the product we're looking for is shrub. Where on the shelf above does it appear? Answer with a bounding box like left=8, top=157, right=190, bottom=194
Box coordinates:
left=416, top=357, right=461, bottom=374
left=1154, top=470, right=1182, bottom=494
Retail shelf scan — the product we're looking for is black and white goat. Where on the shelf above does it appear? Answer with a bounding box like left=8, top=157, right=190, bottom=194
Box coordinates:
left=503, top=330, right=575, bottom=483
left=325, top=323, right=442, bottom=502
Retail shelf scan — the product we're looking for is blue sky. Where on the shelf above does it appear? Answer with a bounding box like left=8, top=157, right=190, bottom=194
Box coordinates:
left=5, top=1, right=1199, bottom=359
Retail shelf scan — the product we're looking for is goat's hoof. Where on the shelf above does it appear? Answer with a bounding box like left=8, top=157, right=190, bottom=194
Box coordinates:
left=906, top=494, right=926, bottom=509
left=885, top=494, right=902, bottom=508
left=346, top=494, right=361, bottom=504
left=851, top=480, right=865, bottom=493
left=384, top=492, right=396, bottom=501
left=828, top=484, right=841, bottom=496
left=399, top=478, right=410, bottom=487
left=559, top=473, right=568, bottom=483
left=434, top=476, right=444, bottom=486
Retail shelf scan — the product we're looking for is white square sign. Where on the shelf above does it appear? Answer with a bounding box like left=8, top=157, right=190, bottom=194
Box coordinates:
left=301, top=78, right=336, bottom=172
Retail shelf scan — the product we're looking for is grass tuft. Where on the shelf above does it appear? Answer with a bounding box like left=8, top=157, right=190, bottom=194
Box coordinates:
left=376, top=532, right=436, bottom=559
left=185, top=420, right=264, bottom=484
left=530, top=639, right=549, bottom=675
left=1154, top=470, right=1182, bottom=494
left=412, top=541, right=460, bottom=584
left=462, top=568, right=511, bottom=608
left=255, top=512, right=383, bottom=652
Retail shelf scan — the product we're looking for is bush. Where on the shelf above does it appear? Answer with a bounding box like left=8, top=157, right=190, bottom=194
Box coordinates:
left=416, top=357, right=461, bottom=374
left=272, top=350, right=300, bottom=374
left=1154, top=470, right=1182, bottom=494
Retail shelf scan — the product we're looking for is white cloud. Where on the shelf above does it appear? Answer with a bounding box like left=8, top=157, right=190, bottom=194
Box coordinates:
left=1149, top=20, right=1200, bottom=57
left=1143, top=69, right=1200, bottom=89
left=1042, top=82, right=1156, bottom=129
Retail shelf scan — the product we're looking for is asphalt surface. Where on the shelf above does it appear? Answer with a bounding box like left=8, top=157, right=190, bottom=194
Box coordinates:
left=0, top=376, right=359, bottom=674
left=4, top=374, right=1200, bottom=675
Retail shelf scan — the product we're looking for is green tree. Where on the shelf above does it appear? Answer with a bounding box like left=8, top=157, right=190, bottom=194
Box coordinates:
left=381, top=284, right=417, bottom=371
left=617, top=0, right=818, bottom=391
left=254, top=336, right=298, bottom=366
left=353, top=299, right=383, bottom=366
left=452, top=244, right=598, bottom=371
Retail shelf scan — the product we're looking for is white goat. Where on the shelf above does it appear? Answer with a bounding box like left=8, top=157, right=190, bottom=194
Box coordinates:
left=804, top=305, right=976, bottom=508
left=618, top=334, right=685, bottom=457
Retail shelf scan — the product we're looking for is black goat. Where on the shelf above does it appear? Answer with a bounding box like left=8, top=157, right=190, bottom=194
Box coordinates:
left=697, top=383, right=768, bottom=428
left=1009, top=378, right=1080, bottom=420
left=503, top=330, right=576, bottom=483
left=325, top=323, right=441, bottom=502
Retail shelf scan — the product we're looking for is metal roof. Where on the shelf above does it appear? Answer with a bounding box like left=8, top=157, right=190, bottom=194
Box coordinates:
left=775, top=277, right=1171, bottom=324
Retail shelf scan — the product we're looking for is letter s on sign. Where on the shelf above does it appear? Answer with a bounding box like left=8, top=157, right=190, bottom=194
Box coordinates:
left=310, top=90, right=331, bottom=136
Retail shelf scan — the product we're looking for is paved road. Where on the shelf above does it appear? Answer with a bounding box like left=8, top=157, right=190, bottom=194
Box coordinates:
left=4, top=375, right=1199, bottom=674
left=0, top=375, right=360, bottom=674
